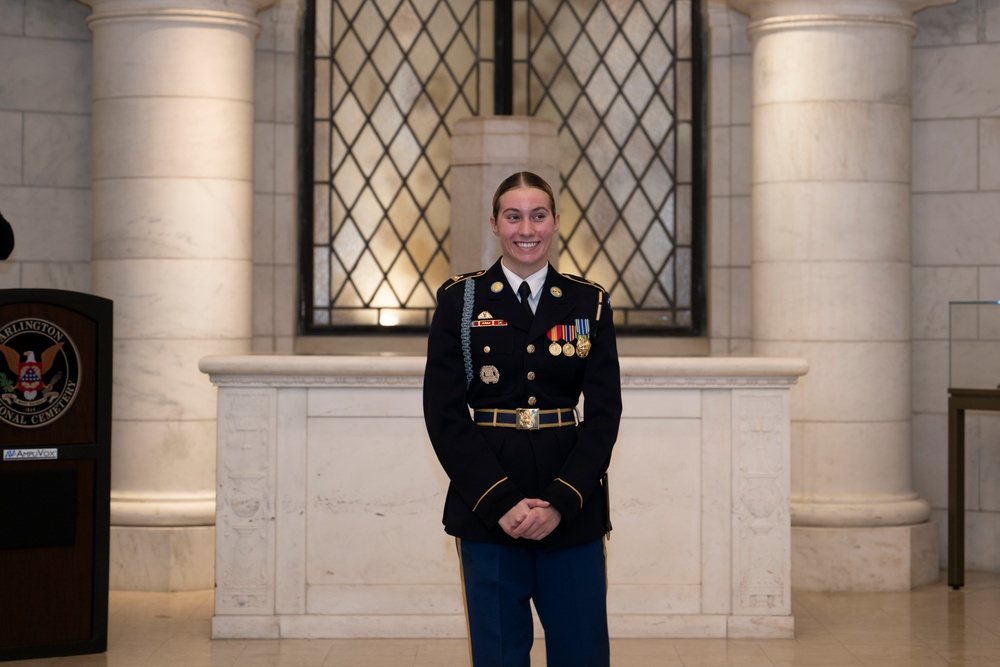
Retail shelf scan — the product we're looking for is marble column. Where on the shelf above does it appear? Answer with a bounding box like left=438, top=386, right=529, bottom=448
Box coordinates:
left=82, top=0, right=275, bottom=590
left=732, top=0, right=948, bottom=590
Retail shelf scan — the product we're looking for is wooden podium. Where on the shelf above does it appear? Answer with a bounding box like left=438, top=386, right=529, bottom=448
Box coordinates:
left=0, top=289, right=112, bottom=661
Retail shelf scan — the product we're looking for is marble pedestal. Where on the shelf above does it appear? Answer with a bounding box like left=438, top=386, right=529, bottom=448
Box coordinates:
left=202, top=355, right=807, bottom=639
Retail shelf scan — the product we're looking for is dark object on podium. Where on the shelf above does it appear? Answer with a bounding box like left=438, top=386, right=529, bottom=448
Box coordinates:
left=0, top=289, right=112, bottom=661
left=0, top=210, right=13, bottom=259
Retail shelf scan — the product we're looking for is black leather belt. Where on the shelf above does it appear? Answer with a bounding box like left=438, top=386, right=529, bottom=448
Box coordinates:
left=473, top=407, right=576, bottom=430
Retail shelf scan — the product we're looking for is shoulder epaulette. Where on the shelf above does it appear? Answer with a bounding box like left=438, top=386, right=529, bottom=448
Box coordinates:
left=443, top=269, right=486, bottom=290
left=559, top=272, right=607, bottom=293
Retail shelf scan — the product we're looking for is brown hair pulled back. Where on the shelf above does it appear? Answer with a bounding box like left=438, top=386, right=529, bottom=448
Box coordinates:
left=491, top=172, right=557, bottom=220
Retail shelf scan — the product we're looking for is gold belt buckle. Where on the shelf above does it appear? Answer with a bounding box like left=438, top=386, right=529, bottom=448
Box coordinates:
left=516, top=408, right=539, bottom=430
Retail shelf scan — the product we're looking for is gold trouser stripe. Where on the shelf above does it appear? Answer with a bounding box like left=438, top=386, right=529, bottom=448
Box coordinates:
left=455, top=538, right=474, bottom=667
left=472, top=477, right=508, bottom=512
left=555, top=477, right=583, bottom=508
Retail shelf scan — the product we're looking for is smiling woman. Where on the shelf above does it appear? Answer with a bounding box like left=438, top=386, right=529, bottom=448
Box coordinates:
left=423, top=171, right=623, bottom=667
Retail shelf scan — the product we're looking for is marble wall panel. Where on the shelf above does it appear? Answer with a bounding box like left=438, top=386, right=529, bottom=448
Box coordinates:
left=912, top=193, right=1000, bottom=265
left=0, top=185, right=90, bottom=260
left=709, top=267, right=732, bottom=340
left=216, top=388, right=277, bottom=613
left=913, top=0, right=980, bottom=46
left=732, top=391, right=790, bottom=616
left=609, top=417, right=703, bottom=587
left=981, top=118, right=1000, bottom=192
left=0, top=111, right=21, bottom=185
left=913, top=43, right=1000, bottom=119
left=274, top=388, right=308, bottom=614
left=911, top=267, right=979, bottom=340
left=0, top=0, right=22, bottom=35
left=710, top=126, right=732, bottom=197
left=988, top=0, right=1000, bottom=41
left=253, top=122, right=275, bottom=194
left=304, top=415, right=454, bottom=593
left=701, top=389, right=733, bottom=614
left=982, top=267, right=1000, bottom=296
left=912, top=339, right=949, bottom=414
left=911, top=412, right=948, bottom=510
left=23, top=112, right=90, bottom=187
left=0, top=37, right=90, bottom=113
left=308, top=386, right=424, bottom=417
left=24, top=0, right=90, bottom=39
left=912, top=119, right=978, bottom=193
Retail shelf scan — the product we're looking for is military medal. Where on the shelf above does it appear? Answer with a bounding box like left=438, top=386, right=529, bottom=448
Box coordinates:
left=575, top=319, right=591, bottom=358
left=562, top=342, right=575, bottom=356
left=547, top=326, right=562, bottom=356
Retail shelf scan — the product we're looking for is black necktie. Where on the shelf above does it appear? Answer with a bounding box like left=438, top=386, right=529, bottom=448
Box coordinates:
left=518, top=281, right=533, bottom=321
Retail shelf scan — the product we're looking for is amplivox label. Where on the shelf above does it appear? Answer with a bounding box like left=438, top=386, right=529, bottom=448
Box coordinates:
left=3, top=448, right=58, bottom=461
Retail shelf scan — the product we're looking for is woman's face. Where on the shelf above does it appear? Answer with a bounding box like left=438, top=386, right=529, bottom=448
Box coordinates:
left=490, top=186, right=560, bottom=279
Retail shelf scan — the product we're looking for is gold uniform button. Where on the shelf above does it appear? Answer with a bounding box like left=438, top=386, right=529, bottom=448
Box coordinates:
left=526, top=344, right=535, bottom=354
left=527, top=371, right=535, bottom=381
left=483, top=345, right=491, bottom=353
left=527, top=396, right=537, bottom=406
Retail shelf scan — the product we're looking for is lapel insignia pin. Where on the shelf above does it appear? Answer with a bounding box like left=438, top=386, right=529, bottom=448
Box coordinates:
left=491, top=281, right=504, bottom=293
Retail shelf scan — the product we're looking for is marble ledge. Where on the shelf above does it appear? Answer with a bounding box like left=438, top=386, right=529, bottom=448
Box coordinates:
left=199, top=355, right=809, bottom=388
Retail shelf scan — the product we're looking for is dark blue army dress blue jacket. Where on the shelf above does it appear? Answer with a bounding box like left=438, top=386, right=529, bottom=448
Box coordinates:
left=423, top=259, right=622, bottom=551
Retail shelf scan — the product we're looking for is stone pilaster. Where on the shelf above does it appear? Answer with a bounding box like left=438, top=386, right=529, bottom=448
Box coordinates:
left=81, top=0, right=276, bottom=590
left=731, top=0, right=951, bottom=590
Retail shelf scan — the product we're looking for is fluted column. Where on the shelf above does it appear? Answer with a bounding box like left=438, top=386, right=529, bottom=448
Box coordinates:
left=81, top=0, right=275, bottom=590
left=732, top=0, right=949, bottom=590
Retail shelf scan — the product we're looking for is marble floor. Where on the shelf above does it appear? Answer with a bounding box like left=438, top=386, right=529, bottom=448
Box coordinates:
left=4, top=571, right=1000, bottom=667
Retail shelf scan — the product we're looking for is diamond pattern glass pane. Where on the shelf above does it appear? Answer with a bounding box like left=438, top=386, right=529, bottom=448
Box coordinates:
left=522, top=0, right=700, bottom=331
left=304, top=0, right=702, bottom=333
left=307, top=0, right=481, bottom=329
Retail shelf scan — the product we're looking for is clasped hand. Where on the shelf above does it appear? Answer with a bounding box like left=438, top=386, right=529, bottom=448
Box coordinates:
left=498, top=498, right=561, bottom=540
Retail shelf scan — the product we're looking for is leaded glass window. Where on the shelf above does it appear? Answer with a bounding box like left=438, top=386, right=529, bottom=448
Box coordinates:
left=302, top=0, right=704, bottom=334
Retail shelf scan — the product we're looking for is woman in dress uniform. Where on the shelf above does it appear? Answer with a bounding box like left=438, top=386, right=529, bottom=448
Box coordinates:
left=423, top=171, right=622, bottom=667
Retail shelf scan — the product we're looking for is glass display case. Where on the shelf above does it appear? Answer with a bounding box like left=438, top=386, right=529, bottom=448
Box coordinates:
left=947, top=300, right=1000, bottom=590
left=949, top=300, right=1000, bottom=390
